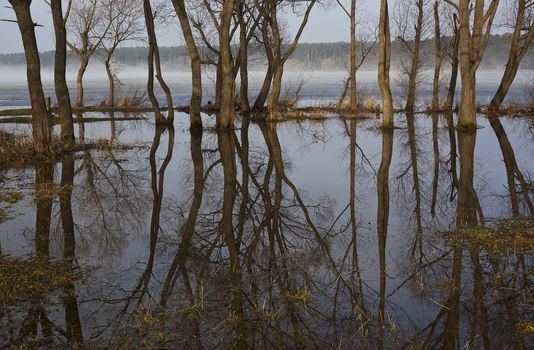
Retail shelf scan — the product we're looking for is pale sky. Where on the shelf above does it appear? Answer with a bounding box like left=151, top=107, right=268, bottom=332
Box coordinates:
left=0, top=0, right=381, bottom=54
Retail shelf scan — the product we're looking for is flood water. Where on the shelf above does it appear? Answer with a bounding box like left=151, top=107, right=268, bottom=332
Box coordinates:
left=0, top=112, right=533, bottom=348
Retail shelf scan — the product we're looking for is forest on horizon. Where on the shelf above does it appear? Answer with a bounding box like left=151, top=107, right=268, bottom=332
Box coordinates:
left=1, top=33, right=532, bottom=71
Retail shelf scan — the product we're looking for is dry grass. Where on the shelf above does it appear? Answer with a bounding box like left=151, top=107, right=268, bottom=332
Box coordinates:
left=0, top=130, right=43, bottom=169
left=275, top=109, right=328, bottom=122
left=496, top=101, right=534, bottom=116
left=446, top=218, right=534, bottom=254
left=336, top=95, right=383, bottom=114
left=0, top=255, right=82, bottom=306
left=0, top=130, right=140, bottom=171
left=117, top=88, right=148, bottom=108
left=0, top=131, right=71, bottom=169
left=0, top=189, right=24, bottom=223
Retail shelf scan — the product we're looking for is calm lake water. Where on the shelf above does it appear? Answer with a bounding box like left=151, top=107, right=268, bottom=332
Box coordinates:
left=0, top=112, right=533, bottom=348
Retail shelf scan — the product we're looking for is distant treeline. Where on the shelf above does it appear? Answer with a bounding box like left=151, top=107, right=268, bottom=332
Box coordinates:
left=1, top=34, right=531, bottom=70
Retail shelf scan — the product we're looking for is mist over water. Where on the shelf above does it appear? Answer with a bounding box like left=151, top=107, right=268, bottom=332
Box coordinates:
left=0, top=63, right=532, bottom=108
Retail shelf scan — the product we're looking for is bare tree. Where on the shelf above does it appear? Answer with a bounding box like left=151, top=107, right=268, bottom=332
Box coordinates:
left=170, top=0, right=203, bottom=129
left=6, top=0, right=51, bottom=154
left=101, top=0, right=143, bottom=107
left=218, top=0, right=237, bottom=128
left=50, top=0, right=75, bottom=150
left=444, top=0, right=500, bottom=128
left=378, top=0, right=394, bottom=127
left=444, top=9, right=460, bottom=111
left=237, top=0, right=261, bottom=113
left=67, top=0, right=113, bottom=106
left=253, top=4, right=274, bottom=111
left=394, top=0, right=428, bottom=112
left=336, top=0, right=359, bottom=112
left=143, top=0, right=174, bottom=124
left=256, top=0, right=317, bottom=119
left=432, top=0, right=442, bottom=110
left=349, top=0, right=357, bottom=112
left=488, top=0, right=534, bottom=112
left=335, top=1, right=376, bottom=114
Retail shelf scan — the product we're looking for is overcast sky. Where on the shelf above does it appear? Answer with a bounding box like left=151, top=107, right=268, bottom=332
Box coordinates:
left=0, top=1, right=382, bottom=54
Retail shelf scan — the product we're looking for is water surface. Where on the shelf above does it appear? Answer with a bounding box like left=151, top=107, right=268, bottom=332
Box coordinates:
left=0, top=113, right=533, bottom=348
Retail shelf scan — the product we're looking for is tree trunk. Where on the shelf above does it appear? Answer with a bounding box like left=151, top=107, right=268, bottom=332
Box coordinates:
left=35, top=160, right=55, bottom=257
left=253, top=64, right=273, bottom=111
left=144, top=0, right=163, bottom=123
left=265, top=0, right=315, bottom=118
left=160, top=127, right=204, bottom=307
left=9, top=0, right=51, bottom=154
left=445, top=20, right=460, bottom=111
left=59, top=153, right=83, bottom=343
left=170, top=0, right=203, bottom=129
left=76, top=114, right=85, bottom=147
left=76, top=59, right=88, bottom=107
left=458, top=0, right=476, bottom=127
left=456, top=129, right=478, bottom=226
left=349, top=0, right=357, bottom=112
left=105, top=58, right=114, bottom=106
left=457, top=0, right=500, bottom=128
left=266, top=2, right=282, bottom=119
left=406, top=112, right=423, bottom=233
left=432, top=1, right=442, bottom=111
left=51, top=0, right=75, bottom=150
left=216, top=59, right=223, bottom=106
left=378, top=0, right=394, bottom=127
left=488, top=0, right=533, bottom=112
left=218, top=0, right=236, bottom=129
left=431, top=112, right=439, bottom=216
left=405, top=0, right=424, bottom=112
left=376, top=128, right=393, bottom=350
left=253, top=18, right=275, bottom=111
left=144, top=0, right=174, bottom=124
left=489, top=115, right=534, bottom=215
left=153, top=42, right=174, bottom=124
left=268, top=66, right=283, bottom=119
left=458, top=69, right=477, bottom=128
left=238, top=2, right=250, bottom=113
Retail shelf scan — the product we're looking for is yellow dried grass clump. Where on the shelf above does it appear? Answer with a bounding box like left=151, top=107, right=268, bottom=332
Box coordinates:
left=450, top=218, right=534, bottom=254
left=0, top=255, right=82, bottom=306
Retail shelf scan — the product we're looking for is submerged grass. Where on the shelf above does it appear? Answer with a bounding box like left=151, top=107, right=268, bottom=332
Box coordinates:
left=0, top=255, right=82, bottom=307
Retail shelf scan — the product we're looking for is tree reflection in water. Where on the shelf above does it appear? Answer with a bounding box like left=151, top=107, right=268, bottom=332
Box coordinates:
left=0, top=114, right=533, bottom=348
